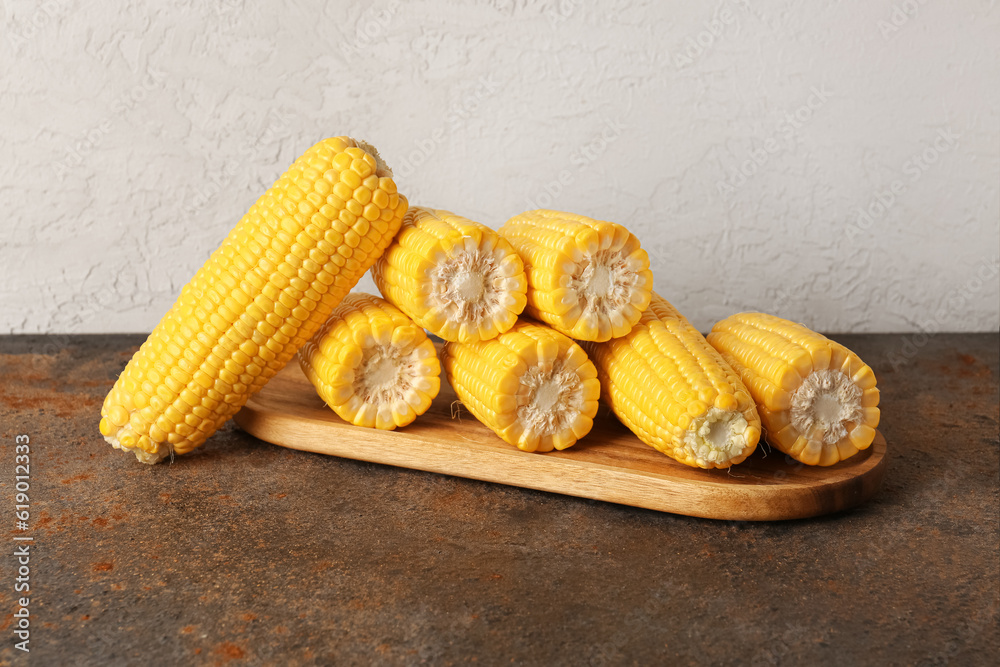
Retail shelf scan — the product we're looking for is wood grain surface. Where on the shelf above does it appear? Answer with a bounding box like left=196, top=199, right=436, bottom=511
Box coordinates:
left=234, top=359, right=887, bottom=521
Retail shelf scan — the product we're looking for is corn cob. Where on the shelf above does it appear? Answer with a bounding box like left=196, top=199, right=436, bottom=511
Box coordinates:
left=442, top=320, right=600, bottom=452
left=99, top=137, right=408, bottom=463
left=498, top=210, right=652, bottom=342
left=584, top=293, right=761, bottom=469
left=707, top=313, right=880, bottom=466
left=298, top=293, right=440, bottom=429
left=371, top=207, right=527, bottom=343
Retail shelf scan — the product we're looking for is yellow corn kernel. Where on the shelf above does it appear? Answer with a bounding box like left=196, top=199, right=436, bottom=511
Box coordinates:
left=100, top=138, right=408, bottom=463
left=498, top=210, right=652, bottom=341
left=372, top=207, right=528, bottom=343
left=442, top=320, right=600, bottom=452
left=707, top=312, right=880, bottom=466
left=298, top=293, right=441, bottom=429
left=584, top=293, right=761, bottom=469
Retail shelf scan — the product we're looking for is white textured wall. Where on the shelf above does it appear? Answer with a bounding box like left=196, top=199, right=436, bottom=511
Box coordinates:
left=2, top=0, right=998, bottom=334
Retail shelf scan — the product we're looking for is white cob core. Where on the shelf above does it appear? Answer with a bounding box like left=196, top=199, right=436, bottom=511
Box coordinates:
left=516, top=361, right=586, bottom=438
left=350, top=340, right=437, bottom=418
left=429, top=241, right=520, bottom=331
left=455, top=270, right=485, bottom=300
left=790, top=370, right=863, bottom=445
left=680, top=408, right=751, bottom=466
left=572, top=248, right=644, bottom=320
left=361, top=354, right=400, bottom=393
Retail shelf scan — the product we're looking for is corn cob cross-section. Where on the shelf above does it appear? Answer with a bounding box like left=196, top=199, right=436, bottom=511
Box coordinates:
left=707, top=313, right=880, bottom=466
left=442, top=320, right=600, bottom=452
left=584, top=293, right=761, bottom=469
left=100, top=137, right=408, bottom=463
left=372, top=207, right=527, bottom=343
left=499, top=210, right=652, bottom=342
left=298, top=293, right=440, bottom=429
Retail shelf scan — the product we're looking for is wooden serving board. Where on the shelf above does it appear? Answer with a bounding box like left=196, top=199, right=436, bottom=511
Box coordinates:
left=234, top=361, right=887, bottom=521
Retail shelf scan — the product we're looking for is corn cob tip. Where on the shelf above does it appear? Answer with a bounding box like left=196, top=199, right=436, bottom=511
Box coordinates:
left=103, top=433, right=170, bottom=464
left=680, top=407, right=756, bottom=467
left=355, top=139, right=392, bottom=177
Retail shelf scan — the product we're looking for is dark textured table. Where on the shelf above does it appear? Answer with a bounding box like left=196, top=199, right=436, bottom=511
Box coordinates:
left=0, top=333, right=997, bottom=666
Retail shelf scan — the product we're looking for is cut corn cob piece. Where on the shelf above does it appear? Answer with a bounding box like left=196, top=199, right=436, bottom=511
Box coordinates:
left=298, top=293, right=440, bottom=429
left=442, top=320, right=600, bottom=452
left=707, top=312, right=880, bottom=466
left=498, top=210, right=652, bottom=342
left=100, top=137, right=408, bottom=464
left=372, top=207, right=528, bottom=343
left=584, top=293, right=761, bottom=469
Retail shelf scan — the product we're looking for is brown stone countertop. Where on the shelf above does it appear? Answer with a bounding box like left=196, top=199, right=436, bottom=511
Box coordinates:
left=0, top=333, right=997, bottom=666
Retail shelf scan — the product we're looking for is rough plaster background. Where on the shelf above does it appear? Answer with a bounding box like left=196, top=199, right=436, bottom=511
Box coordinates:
left=2, top=0, right=998, bottom=335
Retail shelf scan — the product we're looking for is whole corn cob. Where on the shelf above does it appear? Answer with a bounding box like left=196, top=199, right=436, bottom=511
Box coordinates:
left=584, top=293, right=761, bottom=469
left=372, top=207, right=528, bottom=343
left=298, top=293, right=440, bottom=429
left=707, top=313, right=880, bottom=466
left=442, top=320, right=600, bottom=452
left=100, top=137, right=408, bottom=463
left=498, top=210, right=652, bottom=342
